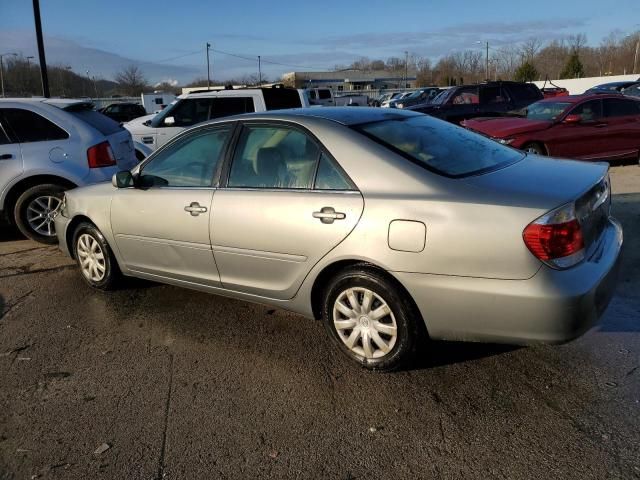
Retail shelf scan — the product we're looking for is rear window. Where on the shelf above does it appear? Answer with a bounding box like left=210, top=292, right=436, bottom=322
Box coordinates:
left=318, top=89, right=332, bottom=100
left=263, top=88, right=303, bottom=110
left=64, top=104, right=123, bottom=136
left=354, top=115, right=523, bottom=178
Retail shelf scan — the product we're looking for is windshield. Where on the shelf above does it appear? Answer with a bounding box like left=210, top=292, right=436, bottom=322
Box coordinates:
left=430, top=89, right=452, bottom=105
left=355, top=115, right=524, bottom=178
left=525, top=101, right=572, bottom=121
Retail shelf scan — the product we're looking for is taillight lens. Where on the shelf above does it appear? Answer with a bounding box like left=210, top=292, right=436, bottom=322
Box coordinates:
left=523, top=203, right=585, bottom=269
left=87, top=141, right=116, bottom=168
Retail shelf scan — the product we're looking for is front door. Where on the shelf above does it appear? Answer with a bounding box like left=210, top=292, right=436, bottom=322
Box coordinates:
left=211, top=123, right=364, bottom=299
left=549, top=99, right=606, bottom=158
left=111, top=125, right=233, bottom=286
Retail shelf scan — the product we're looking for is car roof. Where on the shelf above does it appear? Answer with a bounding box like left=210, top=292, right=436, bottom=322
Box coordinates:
left=536, top=93, right=637, bottom=104
left=222, top=106, right=422, bottom=126
left=590, top=81, right=638, bottom=89
left=0, top=97, right=92, bottom=109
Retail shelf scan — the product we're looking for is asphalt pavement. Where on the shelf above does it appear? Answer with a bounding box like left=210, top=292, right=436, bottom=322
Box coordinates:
left=1, top=165, right=639, bottom=480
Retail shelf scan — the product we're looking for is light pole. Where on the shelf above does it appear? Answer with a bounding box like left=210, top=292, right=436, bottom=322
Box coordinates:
left=0, top=52, right=18, bottom=97
left=404, top=51, right=408, bottom=88
left=32, top=0, right=50, bottom=97
left=206, top=42, right=211, bottom=90
left=476, top=41, right=489, bottom=81
left=258, top=55, right=262, bottom=85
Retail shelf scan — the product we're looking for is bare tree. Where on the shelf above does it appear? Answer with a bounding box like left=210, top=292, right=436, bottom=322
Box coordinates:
left=115, top=65, right=148, bottom=96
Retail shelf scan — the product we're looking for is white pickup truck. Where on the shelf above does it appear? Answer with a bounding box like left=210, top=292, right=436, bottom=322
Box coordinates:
left=125, top=86, right=308, bottom=153
left=305, top=88, right=369, bottom=107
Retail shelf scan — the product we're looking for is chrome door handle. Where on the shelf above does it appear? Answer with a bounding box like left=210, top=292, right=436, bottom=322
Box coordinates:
left=313, top=206, right=346, bottom=224
left=184, top=202, right=207, bottom=216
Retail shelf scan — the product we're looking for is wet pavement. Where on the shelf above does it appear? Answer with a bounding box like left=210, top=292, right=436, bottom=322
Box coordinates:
left=0, top=165, right=639, bottom=480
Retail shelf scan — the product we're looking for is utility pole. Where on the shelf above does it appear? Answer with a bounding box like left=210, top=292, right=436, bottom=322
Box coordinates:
left=258, top=55, right=262, bottom=85
left=32, top=0, right=50, bottom=97
left=206, top=42, right=211, bottom=90
left=0, top=53, right=18, bottom=98
left=634, top=35, right=639, bottom=74
left=485, top=41, right=489, bottom=81
left=404, top=51, right=408, bottom=88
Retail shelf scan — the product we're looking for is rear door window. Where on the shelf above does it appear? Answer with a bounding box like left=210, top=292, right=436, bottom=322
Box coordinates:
left=603, top=98, right=640, bottom=117
left=318, top=90, right=332, bottom=100
left=209, top=97, right=256, bottom=119
left=2, top=108, right=69, bottom=142
left=479, top=86, right=508, bottom=104
left=262, top=89, right=303, bottom=110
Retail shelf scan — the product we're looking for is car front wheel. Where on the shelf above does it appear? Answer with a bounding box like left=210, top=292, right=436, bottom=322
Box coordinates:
left=73, top=222, right=121, bottom=290
left=321, top=266, right=421, bottom=371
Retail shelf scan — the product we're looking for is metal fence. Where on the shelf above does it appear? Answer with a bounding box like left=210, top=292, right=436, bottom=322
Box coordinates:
left=335, top=88, right=418, bottom=101
left=88, top=97, right=140, bottom=109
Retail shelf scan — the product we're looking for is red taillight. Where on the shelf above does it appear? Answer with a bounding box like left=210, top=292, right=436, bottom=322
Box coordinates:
left=523, top=203, right=585, bottom=269
left=87, top=141, right=116, bottom=168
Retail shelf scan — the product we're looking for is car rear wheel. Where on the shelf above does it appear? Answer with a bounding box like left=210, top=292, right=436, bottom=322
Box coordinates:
left=14, top=184, right=67, bottom=244
left=321, top=266, right=421, bottom=371
left=524, top=143, right=546, bottom=155
left=73, top=222, right=121, bottom=290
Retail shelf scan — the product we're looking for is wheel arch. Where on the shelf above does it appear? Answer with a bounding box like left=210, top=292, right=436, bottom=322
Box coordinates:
left=65, top=214, right=96, bottom=259
left=2, top=175, right=77, bottom=221
left=309, top=259, right=425, bottom=332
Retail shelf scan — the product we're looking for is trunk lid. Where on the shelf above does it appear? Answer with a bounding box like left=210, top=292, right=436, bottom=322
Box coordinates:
left=464, top=154, right=610, bottom=253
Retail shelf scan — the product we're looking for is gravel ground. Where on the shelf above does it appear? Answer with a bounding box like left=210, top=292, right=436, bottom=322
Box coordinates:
left=0, top=164, right=639, bottom=480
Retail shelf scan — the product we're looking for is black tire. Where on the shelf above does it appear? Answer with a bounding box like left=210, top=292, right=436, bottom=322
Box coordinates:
left=321, top=266, right=422, bottom=371
left=523, top=142, right=546, bottom=156
left=14, top=183, right=67, bottom=244
left=72, top=222, right=121, bottom=290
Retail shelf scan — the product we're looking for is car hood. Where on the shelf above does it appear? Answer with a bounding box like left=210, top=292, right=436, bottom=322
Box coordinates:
left=124, top=113, right=156, bottom=132
left=462, top=154, right=608, bottom=210
left=463, top=117, right=551, bottom=138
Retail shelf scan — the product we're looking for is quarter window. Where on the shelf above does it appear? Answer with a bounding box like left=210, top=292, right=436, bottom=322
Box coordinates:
left=1, top=108, right=69, bottom=143
left=314, top=153, right=353, bottom=190
left=228, top=125, right=320, bottom=189
left=140, top=126, right=231, bottom=187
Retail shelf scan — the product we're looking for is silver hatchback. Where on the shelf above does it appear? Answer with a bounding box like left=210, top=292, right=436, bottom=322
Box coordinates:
left=55, top=108, right=622, bottom=370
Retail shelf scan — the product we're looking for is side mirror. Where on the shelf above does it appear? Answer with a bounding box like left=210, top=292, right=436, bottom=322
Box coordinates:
left=112, top=170, right=134, bottom=188
left=163, top=116, right=175, bottom=126
left=563, top=114, right=582, bottom=124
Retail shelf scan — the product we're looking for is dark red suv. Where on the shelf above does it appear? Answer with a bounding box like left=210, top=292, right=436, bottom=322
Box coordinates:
left=462, top=94, right=640, bottom=161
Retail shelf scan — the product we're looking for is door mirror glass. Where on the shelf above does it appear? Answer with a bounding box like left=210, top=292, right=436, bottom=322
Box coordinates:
left=112, top=170, right=134, bottom=188
left=164, top=116, right=175, bottom=126
left=563, top=114, right=582, bottom=124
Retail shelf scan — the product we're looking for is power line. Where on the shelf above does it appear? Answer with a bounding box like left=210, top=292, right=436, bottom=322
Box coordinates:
left=211, top=47, right=331, bottom=71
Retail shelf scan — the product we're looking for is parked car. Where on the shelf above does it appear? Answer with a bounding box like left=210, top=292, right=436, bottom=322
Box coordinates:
left=585, top=81, right=640, bottom=94
left=386, top=87, right=441, bottom=109
left=621, top=83, right=640, bottom=98
left=541, top=87, right=569, bottom=98
left=125, top=86, right=308, bottom=152
left=306, top=88, right=368, bottom=107
left=462, top=94, right=640, bottom=161
left=99, top=102, right=147, bottom=123
left=0, top=98, right=138, bottom=243
left=371, top=92, right=402, bottom=107
left=55, top=108, right=621, bottom=371
left=381, top=91, right=413, bottom=108
left=408, top=81, right=543, bottom=124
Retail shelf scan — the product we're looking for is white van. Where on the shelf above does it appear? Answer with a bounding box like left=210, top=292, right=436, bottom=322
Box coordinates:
left=125, top=87, right=308, bottom=152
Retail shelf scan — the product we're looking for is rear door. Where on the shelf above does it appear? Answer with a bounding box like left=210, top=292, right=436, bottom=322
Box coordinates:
left=479, top=84, right=511, bottom=117
left=210, top=122, right=363, bottom=299
left=601, top=97, right=640, bottom=159
left=0, top=111, right=23, bottom=201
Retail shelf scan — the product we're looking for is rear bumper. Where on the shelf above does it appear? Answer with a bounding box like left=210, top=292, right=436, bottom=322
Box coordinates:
left=393, top=217, right=623, bottom=344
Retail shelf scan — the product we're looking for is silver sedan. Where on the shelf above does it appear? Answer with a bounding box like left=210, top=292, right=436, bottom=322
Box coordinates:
left=55, top=108, right=622, bottom=371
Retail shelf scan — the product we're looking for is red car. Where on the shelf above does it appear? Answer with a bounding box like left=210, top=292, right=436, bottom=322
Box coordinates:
left=462, top=94, right=640, bottom=161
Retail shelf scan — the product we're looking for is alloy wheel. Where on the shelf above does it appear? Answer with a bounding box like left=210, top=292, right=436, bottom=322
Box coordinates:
left=26, top=195, right=61, bottom=237
left=332, top=287, right=398, bottom=359
left=76, top=234, right=106, bottom=282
